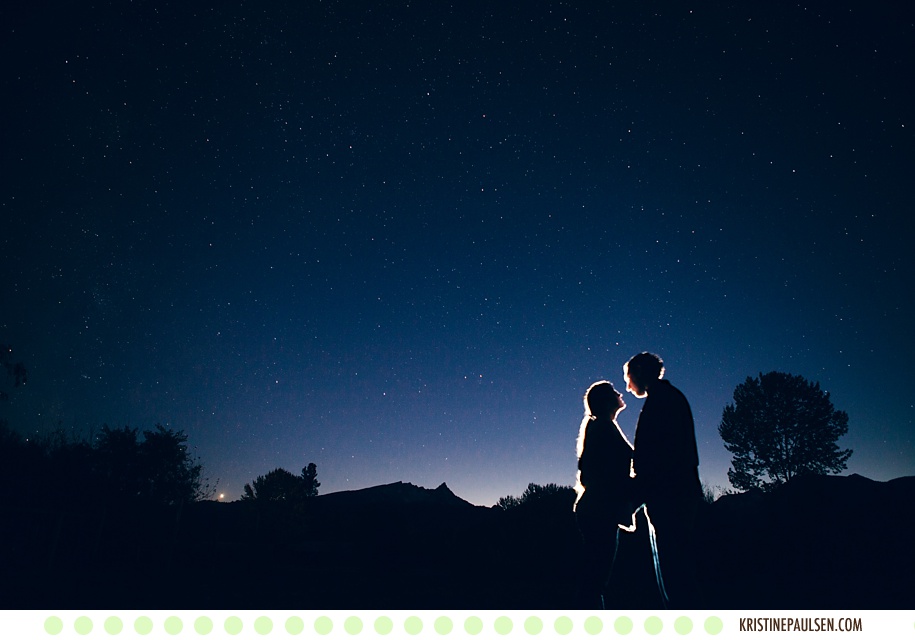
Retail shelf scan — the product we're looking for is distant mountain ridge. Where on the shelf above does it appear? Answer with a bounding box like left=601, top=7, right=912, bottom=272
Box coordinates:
left=314, top=480, right=477, bottom=509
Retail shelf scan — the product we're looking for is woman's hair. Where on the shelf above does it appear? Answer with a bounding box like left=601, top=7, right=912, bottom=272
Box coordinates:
left=584, top=380, right=618, bottom=419
left=576, top=380, right=617, bottom=461
left=575, top=380, right=619, bottom=505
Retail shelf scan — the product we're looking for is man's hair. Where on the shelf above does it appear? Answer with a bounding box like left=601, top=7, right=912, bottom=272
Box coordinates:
left=624, top=352, right=665, bottom=387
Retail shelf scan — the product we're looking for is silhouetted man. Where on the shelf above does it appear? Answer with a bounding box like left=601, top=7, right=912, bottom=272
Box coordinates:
left=624, top=352, right=702, bottom=608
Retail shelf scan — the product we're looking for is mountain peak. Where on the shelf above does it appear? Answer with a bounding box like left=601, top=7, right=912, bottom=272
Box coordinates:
left=317, top=480, right=474, bottom=508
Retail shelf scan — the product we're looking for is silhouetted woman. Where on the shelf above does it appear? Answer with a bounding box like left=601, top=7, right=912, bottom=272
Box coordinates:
left=574, top=380, right=634, bottom=609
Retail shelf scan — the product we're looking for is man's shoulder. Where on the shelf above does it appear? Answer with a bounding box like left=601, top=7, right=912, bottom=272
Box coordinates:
left=648, top=379, right=679, bottom=398
left=646, top=380, right=691, bottom=410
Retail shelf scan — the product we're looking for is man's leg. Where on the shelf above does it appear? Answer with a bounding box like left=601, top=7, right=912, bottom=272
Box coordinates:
left=645, top=499, right=700, bottom=609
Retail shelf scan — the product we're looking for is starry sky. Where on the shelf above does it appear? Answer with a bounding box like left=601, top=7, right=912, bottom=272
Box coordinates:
left=2, top=1, right=913, bottom=507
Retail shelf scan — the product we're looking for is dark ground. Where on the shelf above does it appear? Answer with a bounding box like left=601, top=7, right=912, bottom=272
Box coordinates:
left=3, top=474, right=913, bottom=610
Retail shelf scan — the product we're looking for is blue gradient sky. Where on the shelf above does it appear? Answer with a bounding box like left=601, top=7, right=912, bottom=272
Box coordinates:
left=2, top=1, right=913, bottom=506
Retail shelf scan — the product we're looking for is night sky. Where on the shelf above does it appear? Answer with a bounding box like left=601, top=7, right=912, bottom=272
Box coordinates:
left=3, top=1, right=913, bottom=507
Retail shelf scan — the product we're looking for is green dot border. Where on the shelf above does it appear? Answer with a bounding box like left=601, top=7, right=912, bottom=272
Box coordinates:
left=35, top=611, right=738, bottom=637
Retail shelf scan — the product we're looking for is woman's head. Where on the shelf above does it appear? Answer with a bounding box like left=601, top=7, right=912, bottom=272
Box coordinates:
left=576, top=380, right=627, bottom=469
left=584, top=380, right=625, bottom=419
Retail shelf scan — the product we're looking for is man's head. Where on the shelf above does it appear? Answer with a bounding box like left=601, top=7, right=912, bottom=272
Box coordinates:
left=623, top=352, right=665, bottom=398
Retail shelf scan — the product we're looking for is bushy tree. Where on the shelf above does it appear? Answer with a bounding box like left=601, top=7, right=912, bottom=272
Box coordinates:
left=719, top=372, right=853, bottom=491
left=95, top=425, right=143, bottom=498
left=701, top=482, right=733, bottom=504
left=242, top=463, right=320, bottom=501
left=300, top=462, right=320, bottom=498
left=496, top=482, right=574, bottom=510
left=139, top=425, right=204, bottom=505
left=0, top=422, right=205, bottom=506
left=496, top=494, right=522, bottom=510
left=0, top=343, right=27, bottom=401
left=93, top=424, right=203, bottom=505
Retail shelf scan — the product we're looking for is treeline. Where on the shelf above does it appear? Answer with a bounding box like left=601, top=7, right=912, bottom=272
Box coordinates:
left=242, top=464, right=320, bottom=501
left=0, top=422, right=210, bottom=508
left=496, top=482, right=575, bottom=510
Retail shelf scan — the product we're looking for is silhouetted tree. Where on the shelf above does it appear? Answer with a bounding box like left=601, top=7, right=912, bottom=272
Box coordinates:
left=242, top=463, right=320, bottom=501
left=88, top=424, right=204, bottom=505
left=0, top=343, right=27, bottom=401
left=95, top=425, right=143, bottom=499
left=719, top=372, right=852, bottom=491
left=300, top=462, right=320, bottom=497
left=243, top=468, right=298, bottom=501
left=0, top=420, right=205, bottom=506
left=700, top=482, right=733, bottom=504
left=521, top=482, right=571, bottom=503
left=139, top=425, right=204, bottom=505
left=496, top=482, right=574, bottom=509
left=0, top=421, right=30, bottom=502
left=496, top=494, right=522, bottom=510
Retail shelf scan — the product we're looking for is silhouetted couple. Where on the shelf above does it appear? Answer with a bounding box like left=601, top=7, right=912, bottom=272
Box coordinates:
left=574, top=352, right=702, bottom=609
